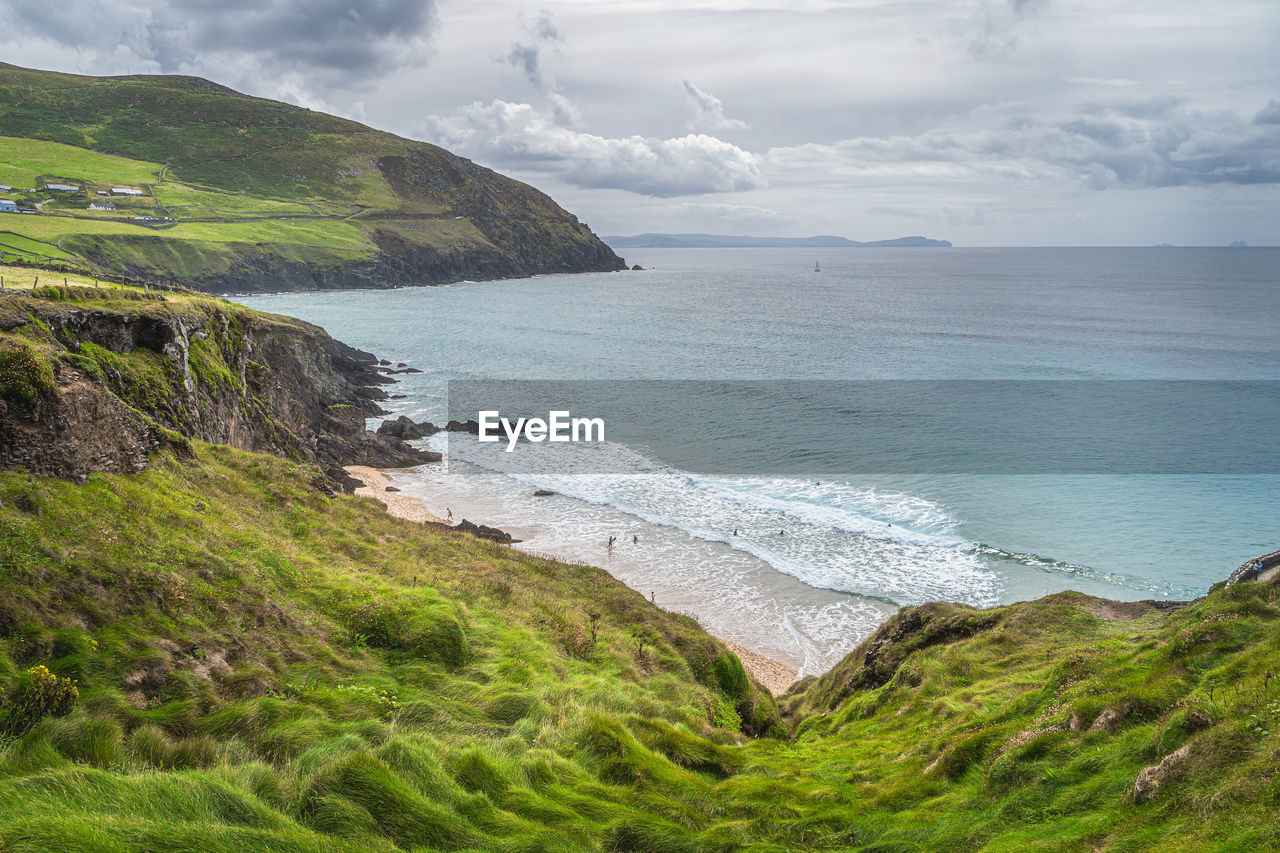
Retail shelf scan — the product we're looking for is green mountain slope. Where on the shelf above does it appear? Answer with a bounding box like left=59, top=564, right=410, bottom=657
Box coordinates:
left=1, top=287, right=1278, bottom=850
left=0, top=63, right=624, bottom=290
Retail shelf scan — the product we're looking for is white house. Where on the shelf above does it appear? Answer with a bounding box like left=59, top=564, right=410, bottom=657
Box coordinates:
left=0, top=199, right=17, bottom=213
left=0, top=184, right=11, bottom=192
left=111, top=187, right=145, bottom=196
left=45, top=183, right=80, bottom=193
left=89, top=201, right=116, bottom=211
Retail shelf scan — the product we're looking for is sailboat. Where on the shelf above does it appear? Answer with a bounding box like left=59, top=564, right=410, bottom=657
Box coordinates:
left=814, top=259, right=821, bottom=272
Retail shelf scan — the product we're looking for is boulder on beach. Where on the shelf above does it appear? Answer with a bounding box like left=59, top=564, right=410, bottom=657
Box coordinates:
left=533, top=489, right=555, bottom=497
left=454, top=519, right=518, bottom=544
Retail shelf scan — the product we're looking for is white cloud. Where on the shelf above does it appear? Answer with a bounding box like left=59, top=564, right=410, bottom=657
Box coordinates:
left=969, top=0, right=1049, bottom=58
left=425, top=99, right=764, bottom=197
left=766, top=99, right=1280, bottom=189
left=669, top=202, right=795, bottom=228
left=682, top=79, right=749, bottom=131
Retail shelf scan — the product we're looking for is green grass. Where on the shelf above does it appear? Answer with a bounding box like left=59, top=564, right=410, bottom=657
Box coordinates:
left=7, top=215, right=372, bottom=251
left=0, top=437, right=1278, bottom=849
left=0, top=445, right=781, bottom=851
left=0, top=64, right=619, bottom=287
left=0, top=135, right=162, bottom=190
left=0, top=233, right=72, bottom=262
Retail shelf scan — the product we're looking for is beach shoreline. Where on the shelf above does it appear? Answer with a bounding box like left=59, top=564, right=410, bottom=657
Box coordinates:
left=343, top=465, right=800, bottom=695
left=345, top=465, right=449, bottom=525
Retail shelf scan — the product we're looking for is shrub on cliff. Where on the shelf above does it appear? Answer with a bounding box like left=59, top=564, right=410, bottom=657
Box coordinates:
left=0, top=336, right=53, bottom=402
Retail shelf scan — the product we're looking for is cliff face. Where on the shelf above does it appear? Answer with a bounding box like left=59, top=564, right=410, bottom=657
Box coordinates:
left=0, top=287, right=430, bottom=488
left=0, top=63, right=627, bottom=293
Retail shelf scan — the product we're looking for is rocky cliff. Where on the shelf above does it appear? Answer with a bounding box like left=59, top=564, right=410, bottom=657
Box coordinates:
left=0, top=286, right=431, bottom=488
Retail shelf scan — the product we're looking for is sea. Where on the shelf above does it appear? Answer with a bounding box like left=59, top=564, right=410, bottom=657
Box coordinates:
left=234, top=247, right=1280, bottom=677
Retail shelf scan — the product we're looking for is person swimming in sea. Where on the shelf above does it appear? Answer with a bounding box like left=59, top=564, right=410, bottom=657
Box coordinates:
left=632, top=534, right=639, bottom=544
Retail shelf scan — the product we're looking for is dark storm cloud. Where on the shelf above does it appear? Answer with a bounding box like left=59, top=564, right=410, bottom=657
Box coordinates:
left=499, top=9, right=563, bottom=91
left=533, top=10, right=563, bottom=43
left=1, top=0, right=437, bottom=87
left=503, top=43, right=545, bottom=88
left=1254, top=100, right=1280, bottom=125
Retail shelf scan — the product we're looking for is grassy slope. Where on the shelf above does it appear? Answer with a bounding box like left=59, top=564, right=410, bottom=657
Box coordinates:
left=0, top=446, right=781, bottom=852
left=0, top=443, right=1277, bottom=850
left=0, top=64, right=611, bottom=283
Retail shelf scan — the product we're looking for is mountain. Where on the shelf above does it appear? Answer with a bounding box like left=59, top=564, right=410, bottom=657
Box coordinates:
left=604, top=233, right=953, bottom=248
left=0, top=63, right=624, bottom=291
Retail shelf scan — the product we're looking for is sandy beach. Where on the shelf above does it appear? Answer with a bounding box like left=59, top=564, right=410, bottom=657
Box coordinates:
left=344, top=465, right=799, bottom=695
left=345, top=466, right=449, bottom=525
left=726, top=642, right=799, bottom=697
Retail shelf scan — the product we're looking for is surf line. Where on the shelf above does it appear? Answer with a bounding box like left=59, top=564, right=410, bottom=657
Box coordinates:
left=477, top=410, right=605, bottom=452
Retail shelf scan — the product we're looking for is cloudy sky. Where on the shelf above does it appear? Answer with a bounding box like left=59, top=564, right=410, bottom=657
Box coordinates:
left=3, top=0, right=1278, bottom=245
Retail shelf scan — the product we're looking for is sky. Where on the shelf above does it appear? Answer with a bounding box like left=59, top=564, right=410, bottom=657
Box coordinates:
left=2, top=0, right=1278, bottom=245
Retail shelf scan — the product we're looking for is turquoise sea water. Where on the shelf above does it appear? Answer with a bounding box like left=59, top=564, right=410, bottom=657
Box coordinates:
left=236, top=247, right=1279, bottom=674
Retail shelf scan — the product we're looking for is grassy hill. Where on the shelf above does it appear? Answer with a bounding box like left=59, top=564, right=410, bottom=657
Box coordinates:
left=0, top=63, right=624, bottom=290
left=1, top=287, right=1279, bottom=850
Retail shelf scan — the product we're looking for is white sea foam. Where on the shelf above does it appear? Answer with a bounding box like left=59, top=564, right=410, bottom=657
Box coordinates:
left=399, top=435, right=1015, bottom=674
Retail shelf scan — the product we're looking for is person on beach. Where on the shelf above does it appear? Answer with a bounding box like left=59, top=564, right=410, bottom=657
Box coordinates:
left=446, top=507, right=453, bottom=521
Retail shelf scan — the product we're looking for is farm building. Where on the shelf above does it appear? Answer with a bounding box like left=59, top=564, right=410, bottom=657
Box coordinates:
left=44, top=183, right=80, bottom=193
left=0, top=200, right=17, bottom=213
left=0, top=184, right=11, bottom=192
left=89, top=201, right=116, bottom=211
left=111, top=187, right=145, bottom=196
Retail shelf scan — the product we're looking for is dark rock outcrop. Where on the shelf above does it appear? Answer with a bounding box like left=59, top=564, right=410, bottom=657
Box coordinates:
left=377, top=415, right=441, bottom=440
left=454, top=519, right=518, bottom=544
left=445, top=419, right=481, bottom=434
left=0, top=292, right=436, bottom=489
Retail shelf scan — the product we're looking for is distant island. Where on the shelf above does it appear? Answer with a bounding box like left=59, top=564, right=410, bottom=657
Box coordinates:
left=604, top=233, right=952, bottom=249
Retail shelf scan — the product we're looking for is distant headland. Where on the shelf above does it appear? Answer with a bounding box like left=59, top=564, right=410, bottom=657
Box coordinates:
left=604, top=233, right=952, bottom=249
